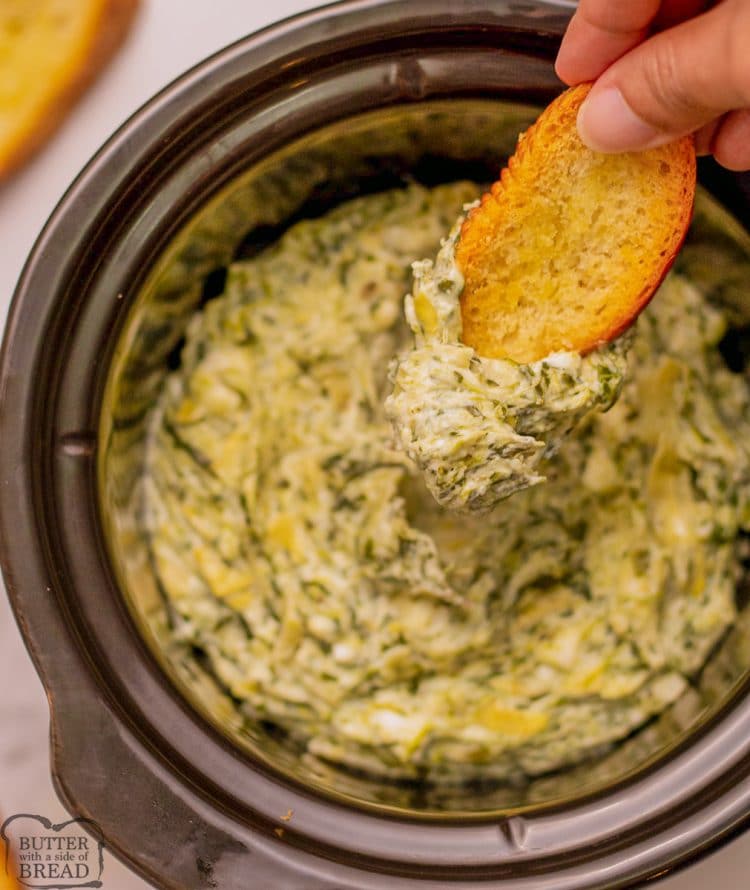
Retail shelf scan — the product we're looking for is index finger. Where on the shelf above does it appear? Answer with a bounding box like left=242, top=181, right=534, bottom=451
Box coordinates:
left=556, top=0, right=662, bottom=85
left=556, top=0, right=711, bottom=85
left=555, top=0, right=712, bottom=86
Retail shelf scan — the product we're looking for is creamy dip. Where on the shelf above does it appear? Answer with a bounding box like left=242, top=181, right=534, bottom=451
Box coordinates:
left=144, top=182, right=750, bottom=783
left=385, top=215, right=629, bottom=512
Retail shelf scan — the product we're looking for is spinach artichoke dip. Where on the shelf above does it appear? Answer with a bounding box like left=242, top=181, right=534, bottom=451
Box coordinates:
left=385, top=213, right=630, bottom=512
left=144, top=180, right=750, bottom=784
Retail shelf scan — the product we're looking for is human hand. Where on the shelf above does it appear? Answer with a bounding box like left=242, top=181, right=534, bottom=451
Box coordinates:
left=555, top=0, right=750, bottom=171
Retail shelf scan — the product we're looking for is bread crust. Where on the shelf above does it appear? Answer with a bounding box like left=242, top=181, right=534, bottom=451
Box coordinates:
left=457, top=83, right=697, bottom=362
left=0, top=0, right=140, bottom=182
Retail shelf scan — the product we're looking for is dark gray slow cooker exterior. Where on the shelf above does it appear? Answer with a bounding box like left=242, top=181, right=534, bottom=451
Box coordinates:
left=3, top=1, right=750, bottom=887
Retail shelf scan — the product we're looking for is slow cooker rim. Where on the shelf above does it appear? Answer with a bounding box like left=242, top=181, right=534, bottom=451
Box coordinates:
left=2, top=1, right=750, bottom=887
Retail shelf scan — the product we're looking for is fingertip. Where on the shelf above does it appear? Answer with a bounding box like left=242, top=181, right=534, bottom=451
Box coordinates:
left=555, top=32, right=582, bottom=86
left=553, top=6, right=655, bottom=89
left=554, top=11, right=608, bottom=87
left=577, top=86, right=665, bottom=153
left=554, top=54, right=573, bottom=87
left=554, top=11, right=580, bottom=85
left=554, top=63, right=577, bottom=88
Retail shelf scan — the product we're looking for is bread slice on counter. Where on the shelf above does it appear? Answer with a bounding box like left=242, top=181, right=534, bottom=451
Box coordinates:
left=0, top=835, right=19, bottom=890
left=457, top=82, right=696, bottom=363
left=0, top=0, right=140, bottom=181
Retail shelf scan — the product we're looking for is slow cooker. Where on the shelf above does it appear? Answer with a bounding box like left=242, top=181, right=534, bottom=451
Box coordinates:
left=3, top=1, right=750, bottom=887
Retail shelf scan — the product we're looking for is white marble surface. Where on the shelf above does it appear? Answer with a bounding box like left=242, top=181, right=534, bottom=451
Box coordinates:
left=1, top=1, right=750, bottom=887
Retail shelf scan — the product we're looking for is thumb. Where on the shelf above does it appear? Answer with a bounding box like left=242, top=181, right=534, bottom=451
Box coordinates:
left=577, top=0, right=750, bottom=152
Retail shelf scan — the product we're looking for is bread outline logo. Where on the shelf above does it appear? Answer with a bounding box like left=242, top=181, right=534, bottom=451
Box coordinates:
left=1, top=815, right=104, bottom=889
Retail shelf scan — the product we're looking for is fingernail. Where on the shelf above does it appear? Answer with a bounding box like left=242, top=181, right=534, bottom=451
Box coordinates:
left=578, top=87, right=664, bottom=152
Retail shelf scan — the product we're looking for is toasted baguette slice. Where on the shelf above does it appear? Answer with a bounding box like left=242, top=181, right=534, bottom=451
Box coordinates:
left=0, top=0, right=140, bottom=181
left=457, top=82, right=696, bottom=363
left=0, top=837, right=19, bottom=890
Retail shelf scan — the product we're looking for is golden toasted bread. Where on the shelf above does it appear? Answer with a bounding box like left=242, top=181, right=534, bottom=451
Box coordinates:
left=0, top=0, right=140, bottom=181
left=0, top=837, right=19, bottom=890
left=457, top=82, right=696, bottom=363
